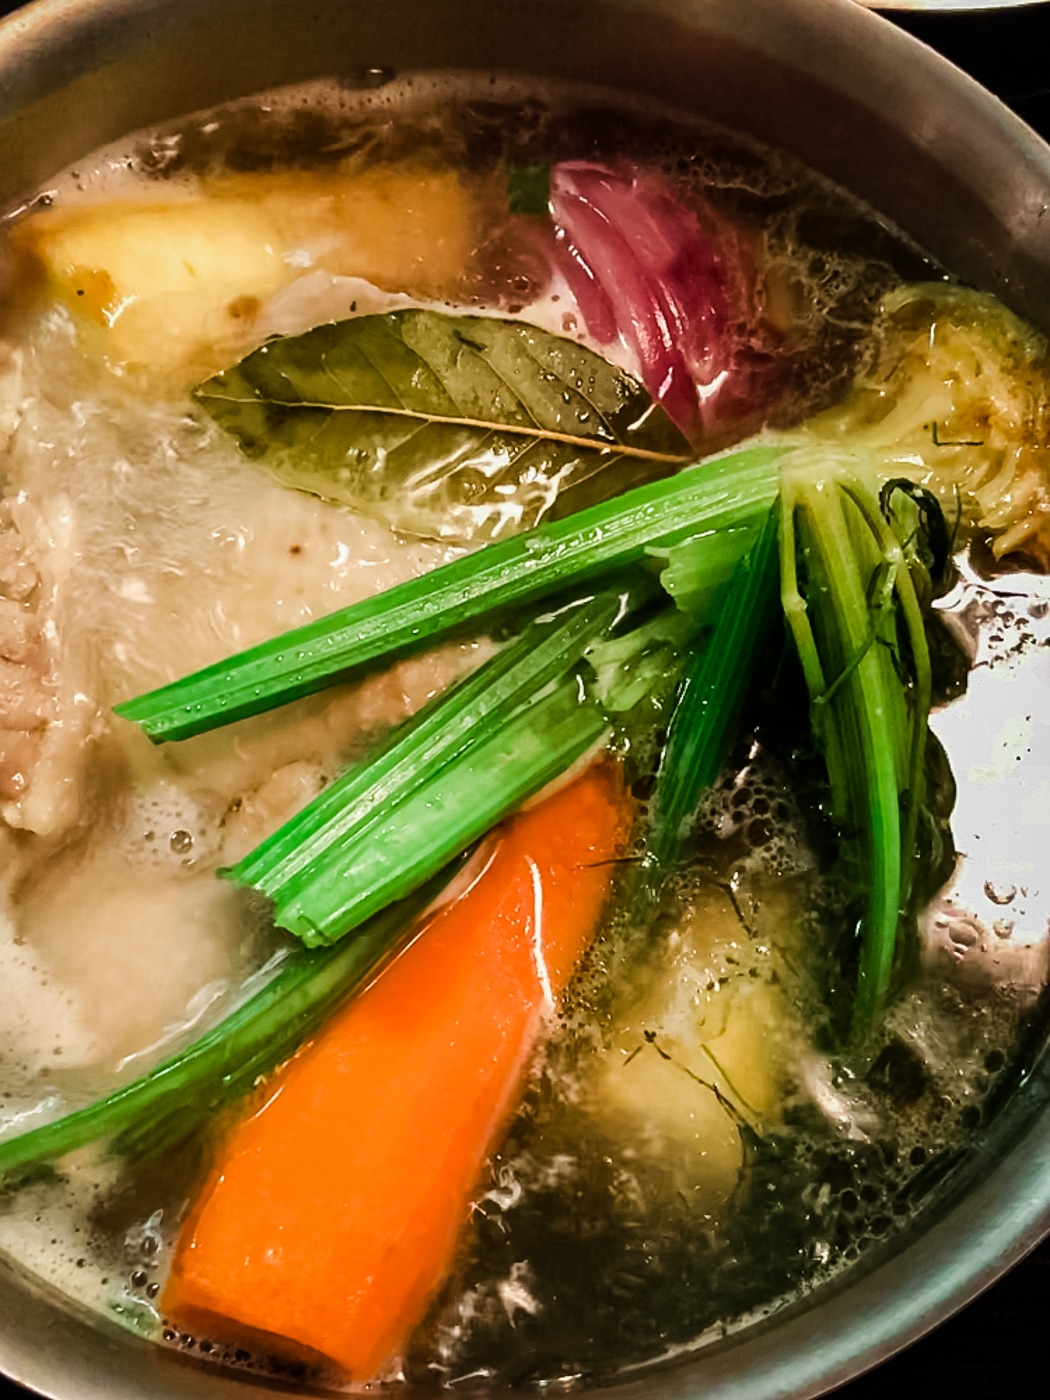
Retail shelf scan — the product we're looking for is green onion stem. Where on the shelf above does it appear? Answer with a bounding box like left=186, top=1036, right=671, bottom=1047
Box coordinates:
left=230, top=592, right=627, bottom=898
left=270, top=675, right=609, bottom=947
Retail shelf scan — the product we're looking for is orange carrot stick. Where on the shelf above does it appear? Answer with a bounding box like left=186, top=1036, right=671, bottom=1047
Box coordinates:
left=164, top=758, right=632, bottom=1378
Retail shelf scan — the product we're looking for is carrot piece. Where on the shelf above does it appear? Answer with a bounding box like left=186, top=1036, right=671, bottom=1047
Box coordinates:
left=164, top=759, right=632, bottom=1379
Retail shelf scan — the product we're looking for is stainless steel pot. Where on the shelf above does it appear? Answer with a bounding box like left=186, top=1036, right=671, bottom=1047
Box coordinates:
left=0, top=1, right=1048, bottom=1397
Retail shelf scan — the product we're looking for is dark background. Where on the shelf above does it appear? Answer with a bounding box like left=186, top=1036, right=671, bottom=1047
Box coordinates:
left=0, top=0, right=1047, bottom=1396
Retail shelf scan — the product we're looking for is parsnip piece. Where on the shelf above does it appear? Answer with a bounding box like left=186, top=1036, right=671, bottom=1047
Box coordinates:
left=12, top=165, right=479, bottom=376
left=14, top=199, right=290, bottom=372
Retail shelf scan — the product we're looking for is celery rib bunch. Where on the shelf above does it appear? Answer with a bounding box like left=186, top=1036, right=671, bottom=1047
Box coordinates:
left=780, top=449, right=938, bottom=1030
left=647, top=507, right=782, bottom=872
left=231, top=595, right=623, bottom=948
left=198, top=439, right=786, bottom=950
left=114, top=436, right=945, bottom=1028
left=112, top=442, right=785, bottom=955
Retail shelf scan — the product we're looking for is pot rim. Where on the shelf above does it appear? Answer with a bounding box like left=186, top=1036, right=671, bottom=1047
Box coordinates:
left=861, top=2, right=1047, bottom=13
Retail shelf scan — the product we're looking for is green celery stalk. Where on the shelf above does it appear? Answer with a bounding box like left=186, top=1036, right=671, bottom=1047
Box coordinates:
left=852, top=480, right=934, bottom=931
left=114, top=445, right=784, bottom=742
left=646, top=520, right=762, bottom=616
left=779, top=449, right=932, bottom=1031
left=647, top=506, right=781, bottom=870
left=584, top=607, right=700, bottom=715
left=231, top=592, right=626, bottom=898
left=0, top=877, right=448, bottom=1184
left=272, top=675, right=609, bottom=946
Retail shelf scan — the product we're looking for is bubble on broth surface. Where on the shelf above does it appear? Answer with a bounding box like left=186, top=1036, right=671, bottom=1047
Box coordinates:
left=120, top=787, right=222, bottom=872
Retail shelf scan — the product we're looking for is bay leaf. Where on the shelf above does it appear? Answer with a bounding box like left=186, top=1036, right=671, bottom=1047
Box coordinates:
left=194, top=309, right=693, bottom=544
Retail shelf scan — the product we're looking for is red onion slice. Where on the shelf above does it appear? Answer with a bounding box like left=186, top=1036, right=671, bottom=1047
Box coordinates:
left=549, top=161, right=748, bottom=444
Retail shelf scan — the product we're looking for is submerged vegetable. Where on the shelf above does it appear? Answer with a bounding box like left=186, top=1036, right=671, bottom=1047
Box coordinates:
left=165, top=760, right=633, bottom=1378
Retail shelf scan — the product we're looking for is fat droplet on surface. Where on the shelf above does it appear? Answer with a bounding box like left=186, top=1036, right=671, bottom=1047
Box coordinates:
left=169, top=829, right=193, bottom=856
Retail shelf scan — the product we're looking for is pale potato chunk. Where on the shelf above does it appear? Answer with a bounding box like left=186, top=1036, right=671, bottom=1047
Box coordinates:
left=597, top=883, right=797, bottom=1212
left=13, top=164, right=480, bottom=378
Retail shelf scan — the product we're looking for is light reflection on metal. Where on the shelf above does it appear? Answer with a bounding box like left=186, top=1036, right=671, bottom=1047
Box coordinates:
left=927, top=559, right=1050, bottom=1003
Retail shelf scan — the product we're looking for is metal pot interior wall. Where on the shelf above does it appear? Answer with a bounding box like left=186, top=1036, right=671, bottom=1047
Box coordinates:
left=2, top=0, right=1050, bottom=325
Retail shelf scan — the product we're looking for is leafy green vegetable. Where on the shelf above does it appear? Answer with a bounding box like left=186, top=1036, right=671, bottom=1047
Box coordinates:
left=779, top=447, right=936, bottom=1031
left=0, top=876, right=450, bottom=1185
left=647, top=506, right=781, bottom=871
left=114, top=443, right=784, bottom=743
left=195, top=309, right=693, bottom=544
left=803, top=282, right=1050, bottom=567
left=234, top=586, right=719, bottom=947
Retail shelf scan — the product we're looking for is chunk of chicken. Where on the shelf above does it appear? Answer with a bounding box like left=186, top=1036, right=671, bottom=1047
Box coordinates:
left=0, top=504, right=63, bottom=823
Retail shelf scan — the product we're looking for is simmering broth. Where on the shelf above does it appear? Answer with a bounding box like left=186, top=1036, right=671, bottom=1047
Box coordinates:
left=0, top=75, right=1046, bottom=1391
